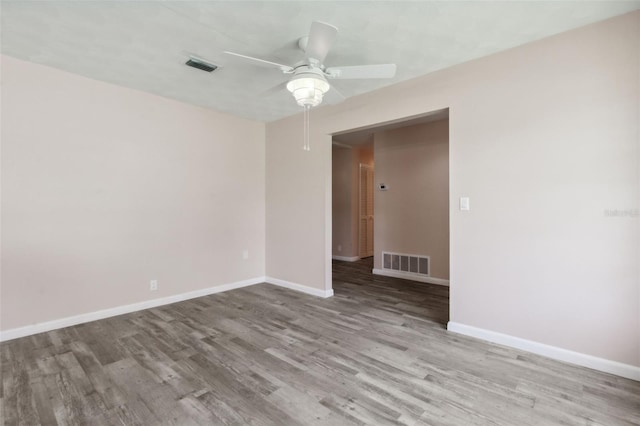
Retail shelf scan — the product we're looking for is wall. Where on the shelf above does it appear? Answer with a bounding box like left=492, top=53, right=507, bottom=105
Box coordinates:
left=331, top=146, right=355, bottom=258
left=374, top=120, right=450, bottom=280
left=1, top=56, right=266, bottom=332
left=265, top=119, right=332, bottom=291
left=265, top=11, right=640, bottom=371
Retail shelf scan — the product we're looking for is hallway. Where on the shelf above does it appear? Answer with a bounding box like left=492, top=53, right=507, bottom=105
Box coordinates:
left=332, top=257, right=449, bottom=326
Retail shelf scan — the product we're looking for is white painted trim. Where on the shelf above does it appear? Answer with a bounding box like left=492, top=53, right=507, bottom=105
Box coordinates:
left=0, top=275, right=336, bottom=343
left=447, top=322, right=640, bottom=381
left=325, top=133, right=334, bottom=298
left=266, top=276, right=334, bottom=298
left=332, top=255, right=360, bottom=262
left=0, top=277, right=266, bottom=342
left=372, top=268, right=450, bottom=286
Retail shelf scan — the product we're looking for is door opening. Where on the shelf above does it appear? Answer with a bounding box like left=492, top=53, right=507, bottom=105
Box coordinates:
left=330, top=107, right=450, bottom=325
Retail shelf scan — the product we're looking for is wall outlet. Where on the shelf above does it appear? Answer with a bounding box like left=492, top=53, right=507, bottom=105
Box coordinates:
left=242, top=249, right=249, bottom=260
left=150, top=280, right=158, bottom=291
left=337, top=244, right=342, bottom=252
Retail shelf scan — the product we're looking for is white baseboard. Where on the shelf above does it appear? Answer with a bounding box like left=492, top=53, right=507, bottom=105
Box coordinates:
left=372, top=268, right=450, bottom=286
left=0, top=277, right=266, bottom=342
left=266, top=276, right=334, bottom=298
left=332, top=255, right=360, bottom=262
left=0, top=275, right=335, bottom=342
left=447, top=322, right=640, bottom=381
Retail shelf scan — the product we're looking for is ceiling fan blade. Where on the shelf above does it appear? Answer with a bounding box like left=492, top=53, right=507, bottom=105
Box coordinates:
left=305, top=21, right=338, bottom=63
left=325, top=64, right=397, bottom=79
left=224, top=51, right=293, bottom=73
left=259, top=81, right=288, bottom=98
left=323, top=86, right=346, bottom=105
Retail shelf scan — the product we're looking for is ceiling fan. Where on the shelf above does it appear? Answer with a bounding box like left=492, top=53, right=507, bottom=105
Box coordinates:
left=224, top=21, right=396, bottom=151
left=224, top=21, right=397, bottom=142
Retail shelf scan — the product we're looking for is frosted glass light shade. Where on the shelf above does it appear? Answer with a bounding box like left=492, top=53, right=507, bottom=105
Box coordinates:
left=286, top=74, right=330, bottom=107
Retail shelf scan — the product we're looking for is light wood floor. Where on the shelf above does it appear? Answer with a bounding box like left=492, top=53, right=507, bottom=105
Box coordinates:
left=1, top=258, right=639, bottom=425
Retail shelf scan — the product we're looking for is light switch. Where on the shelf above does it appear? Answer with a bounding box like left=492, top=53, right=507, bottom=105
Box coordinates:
left=460, top=197, right=470, bottom=211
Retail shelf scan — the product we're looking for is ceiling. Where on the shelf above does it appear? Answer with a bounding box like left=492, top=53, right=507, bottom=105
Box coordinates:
left=2, top=1, right=638, bottom=123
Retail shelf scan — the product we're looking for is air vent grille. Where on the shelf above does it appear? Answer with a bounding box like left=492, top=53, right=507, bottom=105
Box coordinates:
left=185, top=58, right=218, bottom=73
left=382, top=251, right=430, bottom=276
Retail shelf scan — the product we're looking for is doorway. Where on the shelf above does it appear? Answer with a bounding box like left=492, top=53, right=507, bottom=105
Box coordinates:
left=330, top=108, right=450, bottom=324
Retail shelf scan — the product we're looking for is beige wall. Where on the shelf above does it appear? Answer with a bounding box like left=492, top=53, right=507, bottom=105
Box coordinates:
left=265, top=118, right=332, bottom=290
left=332, top=146, right=355, bottom=257
left=1, top=56, right=266, bottom=331
left=374, top=120, right=449, bottom=279
left=266, top=12, right=640, bottom=367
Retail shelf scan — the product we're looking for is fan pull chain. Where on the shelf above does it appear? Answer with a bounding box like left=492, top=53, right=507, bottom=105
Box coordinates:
left=303, top=105, right=311, bottom=151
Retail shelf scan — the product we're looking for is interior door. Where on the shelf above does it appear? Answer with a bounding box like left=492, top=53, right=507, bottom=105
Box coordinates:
left=359, top=164, right=374, bottom=258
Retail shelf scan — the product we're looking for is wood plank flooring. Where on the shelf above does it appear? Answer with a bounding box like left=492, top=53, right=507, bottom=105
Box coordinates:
left=1, top=257, right=639, bottom=425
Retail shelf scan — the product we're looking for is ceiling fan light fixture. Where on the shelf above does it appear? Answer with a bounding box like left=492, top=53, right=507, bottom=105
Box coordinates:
left=286, top=72, right=330, bottom=107
left=224, top=20, right=397, bottom=152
